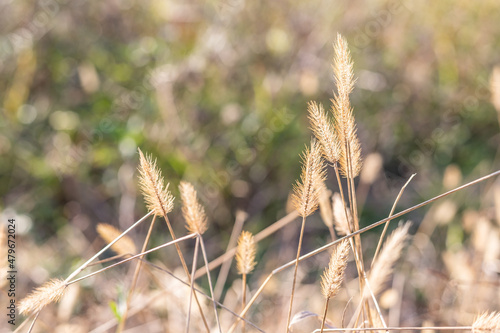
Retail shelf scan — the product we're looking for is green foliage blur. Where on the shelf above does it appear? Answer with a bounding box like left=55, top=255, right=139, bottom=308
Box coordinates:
left=1, top=0, right=499, bottom=243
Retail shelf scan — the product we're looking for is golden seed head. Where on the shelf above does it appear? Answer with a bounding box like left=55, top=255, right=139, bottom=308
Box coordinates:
left=179, top=181, right=208, bottom=235
left=308, top=101, right=341, bottom=165
left=333, top=33, right=355, bottom=98
left=331, top=34, right=362, bottom=179
left=367, top=222, right=411, bottom=298
left=292, top=139, right=327, bottom=217
left=138, top=148, right=175, bottom=217
left=236, top=231, right=257, bottom=275
left=321, top=239, right=350, bottom=299
left=96, top=223, right=137, bottom=256
left=473, top=312, right=500, bottom=333
left=19, top=279, right=67, bottom=316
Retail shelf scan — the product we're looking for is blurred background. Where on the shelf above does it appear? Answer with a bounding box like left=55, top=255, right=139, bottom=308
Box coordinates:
left=1, top=0, right=499, bottom=332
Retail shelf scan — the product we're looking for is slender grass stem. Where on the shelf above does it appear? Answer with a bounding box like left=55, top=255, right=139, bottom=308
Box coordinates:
left=26, top=311, right=40, bottom=333
left=195, top=211, right=299, bottom=279
left=140, top=258, right=265, bottom=332
left=372, top=174, right=416, bottom=264
left=286, top=215, right=307, bottom=332
left=199, top=235, right=222, bottom=333
left=333, top=165, right=364, bottom=280
left=186, top=236, right=200, bottom=333
left=116, top=215, right=157, bottom=333
left=64, top=211, right=153, bottom=283
left=227, top=169, right=500, bottom=332
left=67, top=233, right=197, bottom=285
left=161, top=214, right=210, bottom=332
left=214, top=210, right=247, bottom=301
left=242, top=273, right=247, bottom=333
left=314, top=326, right=474, bottom=332
left=320, top=298, right=330, bottom=333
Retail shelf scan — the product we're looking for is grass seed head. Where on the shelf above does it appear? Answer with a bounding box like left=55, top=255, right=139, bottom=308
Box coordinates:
left=19, top=279, right=67, bottom=316
left=292, top=139, right=327, bottom=217
left=138, top=148, right=175, bottom=217
left=321, top=239, right=350, bottom=299
left=473, top=312, right=500, bottom=332
left=308, top=101, right=341, bottom=165
left=179, top=181, right=208, bottom=235
left=367, top=222, right=411, bottom=298
left=236, top=231, right=257, bottom=275
left=331, top=34, right=362, bottom=179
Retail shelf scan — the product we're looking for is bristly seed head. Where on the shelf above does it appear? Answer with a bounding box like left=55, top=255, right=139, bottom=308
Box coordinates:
left=331, top=34, right=362, bottom=179
left=473, top=312, right=500, bottom=332
left=367, top=222, right=411, bottom=298
left=236, top=231, right=257, bottom=275
left=321, top=239, right=350, bottom=299
left=138, top=148, right=175, bottom=217
left=308, top=101, right=341, bottom=165
left=292, top=139, right=327, bottom=217
left=19, top=279, right=67, bottom=316
left=179, top=181, right=208, bottom=235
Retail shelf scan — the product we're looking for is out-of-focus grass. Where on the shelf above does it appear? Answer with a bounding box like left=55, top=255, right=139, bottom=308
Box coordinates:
left=1, top=0, right=498, bottom=238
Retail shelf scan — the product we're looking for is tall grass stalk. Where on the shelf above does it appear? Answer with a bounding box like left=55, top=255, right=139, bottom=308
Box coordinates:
left=116, top=215, right=157, bottom=333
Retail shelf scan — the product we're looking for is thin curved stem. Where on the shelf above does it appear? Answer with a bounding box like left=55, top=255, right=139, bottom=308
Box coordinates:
left=67, top=233, right=197, bottom=285
left=116, top=215, right=157, bottom=333
left=286, top=215, right=307, bottom=332
left=65, top=211, right=153, bottom=283
left=372, top=173, right=416, bottom=264
left=227, top=169, right=500, bottom=332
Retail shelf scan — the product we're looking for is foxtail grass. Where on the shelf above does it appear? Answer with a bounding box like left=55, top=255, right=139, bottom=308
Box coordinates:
left=319, top=240, right=350, bottom=333
left=286, top=139, right=326, bottom=332
left=236, top=231, right=257, bottom=333
left=138, top=149, right=210, bottom=332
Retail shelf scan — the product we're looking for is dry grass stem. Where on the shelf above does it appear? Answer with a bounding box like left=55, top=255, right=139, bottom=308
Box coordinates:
left=186, top=236, right=200, bottom=333
left=199, top=236, right=223, bottom=333
left=195, top=210, right=299, bottom=279
left=116, top=215, right=157, bottom=333
left=214, top=210, right=248, bottom=301
left=320, top=239, right=350, bottom=300
left=315, top=327, right=474, bottom=332
left=236, top=231, right=257, bottom=333
left=67, top=233, right=197, bottom=285
left=473, top=312, right=500, bottom=332
left=228, top=169, right=500, bottom=333
left=292, top=139, right=327, bottom=218
left=138, top=148, right=210, bottom=331
left=180, top=181, right=208, bottom=235
left=308, top=101, right=341, bottom=164
left=367, top=222, right=411, bottom=298
left=287, top=139, right=326, bottom=331
left=372, top=174, right=416, bottom=264
left=65, top=211, right=152, bottom=283
left=138, top=148, right=174, bottom=217
left=97, top=223, right=137, bottom=257
left=236, top=231, right=257, bottom=275
left=19, top=279, right=67, bottom=316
